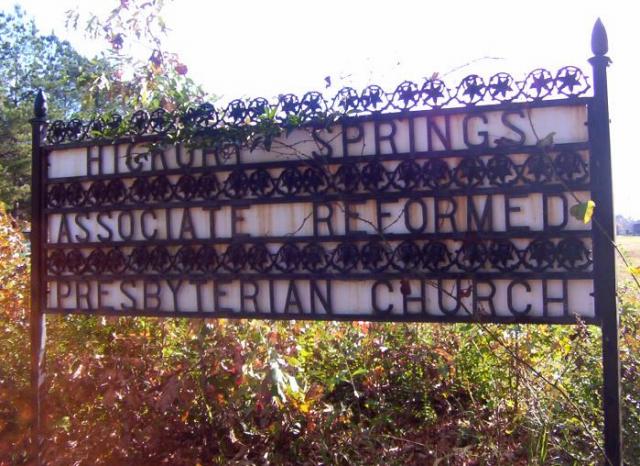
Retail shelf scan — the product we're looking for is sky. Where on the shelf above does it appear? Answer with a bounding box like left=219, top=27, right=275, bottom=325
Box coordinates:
left=2, top=0, right=639, bottom=219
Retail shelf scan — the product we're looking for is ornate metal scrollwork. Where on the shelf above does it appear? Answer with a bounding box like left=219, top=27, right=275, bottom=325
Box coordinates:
left=46, top=151, right=589, bottom=209
left=45, top=67, right=590, bottom=145
left=46, top=236, right=592, bottom=276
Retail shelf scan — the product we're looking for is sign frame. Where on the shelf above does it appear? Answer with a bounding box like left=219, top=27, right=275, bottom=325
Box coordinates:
left=29, top=19, right=621, bottom=465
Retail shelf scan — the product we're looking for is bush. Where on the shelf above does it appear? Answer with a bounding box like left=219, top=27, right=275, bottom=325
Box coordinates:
left=0, top=209, right=638, bottom=465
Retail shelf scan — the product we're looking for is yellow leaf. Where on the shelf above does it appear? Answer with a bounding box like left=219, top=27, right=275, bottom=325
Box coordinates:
left=570, top=200, right=596, bottom=224
left=629, top=266, right=640, bottom=277
left=140, top=81, right=150, bottom=106
left=299, top=401, right=311, bottom=413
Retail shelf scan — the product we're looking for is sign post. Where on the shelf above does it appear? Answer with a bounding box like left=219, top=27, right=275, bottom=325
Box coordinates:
left=29, top=20, right=622, bottom=464
left=589, top=19, right=622, bottom=466
left=30, top=88, right=48, bottom=466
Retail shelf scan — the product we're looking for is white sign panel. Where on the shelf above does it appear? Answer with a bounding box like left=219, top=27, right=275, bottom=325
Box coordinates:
left=43, top=104, right=595, bottom=322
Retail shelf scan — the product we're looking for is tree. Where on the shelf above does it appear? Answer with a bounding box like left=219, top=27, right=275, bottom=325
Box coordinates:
left=0, top=6, right=114, bottom=213
left=0, top=3, right=207, bottom=215
left=65, top=0, right=207, bottom=112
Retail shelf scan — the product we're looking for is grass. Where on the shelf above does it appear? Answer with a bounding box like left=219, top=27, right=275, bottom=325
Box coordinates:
left=615, top=235, right=640, bottom=283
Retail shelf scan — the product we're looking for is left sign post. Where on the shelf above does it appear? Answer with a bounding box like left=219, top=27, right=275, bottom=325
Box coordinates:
left=30, top=89, right=47, bottom=466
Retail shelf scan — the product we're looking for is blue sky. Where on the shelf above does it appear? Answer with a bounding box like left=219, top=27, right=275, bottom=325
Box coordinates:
left=2, top=0, right=639, bottom=219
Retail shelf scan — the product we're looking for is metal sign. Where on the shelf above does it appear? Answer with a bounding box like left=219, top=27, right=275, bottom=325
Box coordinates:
left=29, top=20, right=622, bottom=464
left=42, top=103, right=596, bottom=323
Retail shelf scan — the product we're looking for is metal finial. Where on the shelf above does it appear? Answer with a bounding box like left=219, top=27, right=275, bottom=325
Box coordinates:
left=34, top=89, right=47, bottom=119
left=591, top=18, right=608, bottom=56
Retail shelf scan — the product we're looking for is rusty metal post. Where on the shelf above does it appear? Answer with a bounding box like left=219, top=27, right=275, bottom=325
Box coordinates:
left=30, top=89, right=48, bottom=466
left=588, top=19, right=622, bottom=466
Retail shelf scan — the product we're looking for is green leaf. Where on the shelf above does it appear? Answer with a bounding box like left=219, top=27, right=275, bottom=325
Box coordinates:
left=570, top=200, right=595, bottom=224
left=350, top=367, right=368, bottom=377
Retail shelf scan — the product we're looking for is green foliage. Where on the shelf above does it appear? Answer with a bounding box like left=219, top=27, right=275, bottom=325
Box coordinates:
left=0, top=4, right=206, bottom=216
left=0, top=6, right=93, bottom=117
left=65, top=0, right=207, bottom=113
left=0, top=6, right=113, bottom=213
